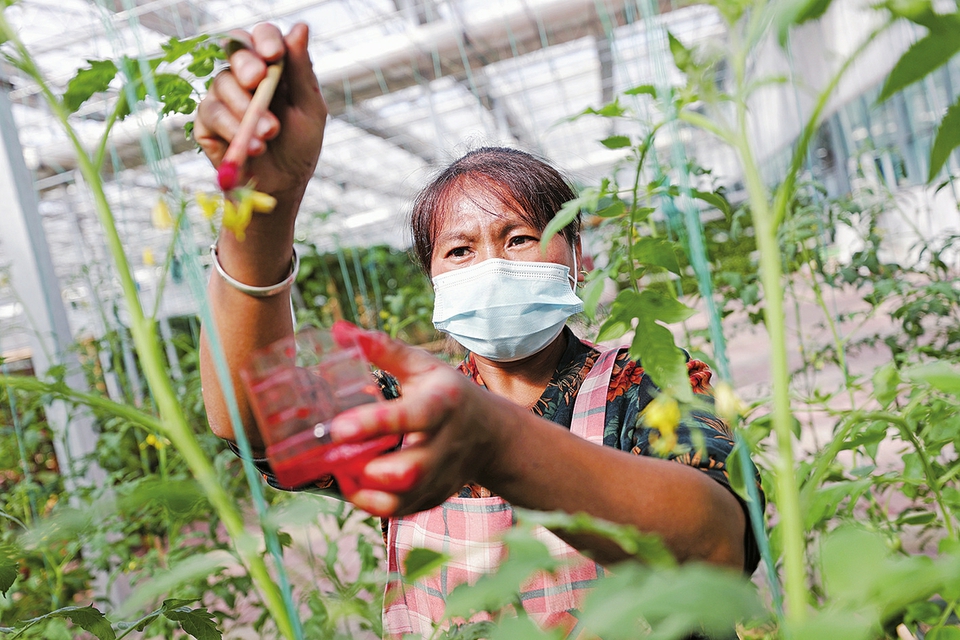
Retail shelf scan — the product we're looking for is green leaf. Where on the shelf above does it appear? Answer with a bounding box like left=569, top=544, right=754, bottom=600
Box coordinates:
left=928, top=99, right=960, bottom=181
left=928, top=628, right=960, bottom=640
left=600, top=135, right=631, bottom=149
left=595, top=98, right=626, bottom=117
left=577, top=562, right=763, bottom=640
left=818, top=525, right=960, bottom=624
left=118, top=551, right=233, bottom=618
left=633, top=237, right=682, bottom=275
left=631, top=319, right=691, bottom=402
left=595, top=200, right=627, bottom=218
left=872, top=362, right=902, bottom=408
left=63, top=60, right=117, bottom=114
left=118, top=476, right=205, bottom=518
left=624, top=84, right=657, bottom=97
left=542, top=188, right=600, bottom=245
left=581, top=276, right=606, bottom=320
left=895, top=510, right=938, bottom=526
left=163, top=603, right=222, bottom=640
left=187, top=43, right=225, bottom=78
left=516, top=509, right=675, bottom=567
left=161, top=35, right=209, bottom=63
left=443, top=527, right=561, bottom=620
left=154, top=73, right=198, bottom=116
left=903, top=360, right=960, bottom=397
left=879, top=30, right=960, bottom=103
left=636, top=290, right=696, bottom=324
left=0, top=544, right=18, bottom=596
left=775, top=0, right=835, bottom=46
left=667, top=32, right=693, bottom=74
left=403, top=548, right=450, bottom=582
left=488, top=615, right=561, bottom=639
left=787, top=610, right=874, bottom=640
left=726, top=441, right=747, bottom=498
left=691, top=189, right=731, bottom=218
left=48, top=606, right=116, bottom=640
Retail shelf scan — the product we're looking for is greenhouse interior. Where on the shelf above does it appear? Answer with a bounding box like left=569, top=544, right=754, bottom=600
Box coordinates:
left=2, top=0, right=960, bottom=638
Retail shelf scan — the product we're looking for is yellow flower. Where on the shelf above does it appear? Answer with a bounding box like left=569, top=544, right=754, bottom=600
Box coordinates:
left=196, top=192, right=221, bottom=219
left=642, top=394, right=681, bottom=457
left=142, top=247, right=155, bottom=266
left=151, top=197, right=173, bottom=229
left=144, top=433, right=168, bottom=449
left=220, top=187, right=274, bottom=241
left=714, top=382, right=746, bottom=424
left=246, top=189, right=277, bottom=213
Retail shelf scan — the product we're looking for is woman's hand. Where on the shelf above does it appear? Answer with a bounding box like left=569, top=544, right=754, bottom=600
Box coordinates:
left=193, top=22, right=327, bottom=200
left=328, top=322, right=509, bottom=517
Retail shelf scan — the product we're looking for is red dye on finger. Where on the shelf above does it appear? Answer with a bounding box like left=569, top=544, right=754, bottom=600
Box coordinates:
left=217, top=160, right=240, bottom=191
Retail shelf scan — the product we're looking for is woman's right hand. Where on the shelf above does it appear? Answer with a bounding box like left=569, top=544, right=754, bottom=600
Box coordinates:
left=193, top=22, right=327, bottom=201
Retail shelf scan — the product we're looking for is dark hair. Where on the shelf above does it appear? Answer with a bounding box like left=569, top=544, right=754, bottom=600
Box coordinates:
left=410, top=147, right=582, bottom=274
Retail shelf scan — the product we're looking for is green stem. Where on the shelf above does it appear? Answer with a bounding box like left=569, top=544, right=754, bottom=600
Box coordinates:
left=0, top=16, right=296, bottom=639
left=800, top=244, right=857, bottom=410
left=628, top=145, right=646, bottom=291
left=857, top=410, right=957, bottom=539
left=736, top=126, right=808, bottom=622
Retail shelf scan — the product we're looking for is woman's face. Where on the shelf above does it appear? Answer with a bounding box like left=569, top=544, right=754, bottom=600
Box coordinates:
left=429, top=188, right=581, bottom=280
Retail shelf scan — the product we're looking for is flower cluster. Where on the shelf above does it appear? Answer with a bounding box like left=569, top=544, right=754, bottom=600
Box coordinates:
left=195, top=185, right=277, bottom=241
left=642, top=394, right=681, bottom=457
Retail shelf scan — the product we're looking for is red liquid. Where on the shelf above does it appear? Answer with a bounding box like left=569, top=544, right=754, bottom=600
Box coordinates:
left=268, top=434, right=400, bottom=488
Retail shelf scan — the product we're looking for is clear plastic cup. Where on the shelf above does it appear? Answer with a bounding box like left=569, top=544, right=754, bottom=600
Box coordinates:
left=240, top=327, right=397, bottom=488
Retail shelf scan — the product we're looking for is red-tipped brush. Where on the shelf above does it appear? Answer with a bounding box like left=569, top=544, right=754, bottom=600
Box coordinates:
left=217, top=59, right=285, bottom=192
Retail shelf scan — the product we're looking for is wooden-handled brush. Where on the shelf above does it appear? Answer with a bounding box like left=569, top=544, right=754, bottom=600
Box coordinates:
left=217, top=59, right=285, bottom=192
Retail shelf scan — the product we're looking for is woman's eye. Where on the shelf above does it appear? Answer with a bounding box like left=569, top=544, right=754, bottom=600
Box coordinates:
left=509, top=235, right=536, bottom=247
left=448, top=246, right=470, bottom=258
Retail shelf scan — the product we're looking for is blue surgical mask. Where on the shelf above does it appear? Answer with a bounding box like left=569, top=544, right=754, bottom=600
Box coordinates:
left=432, top=258, right=583, bottom=362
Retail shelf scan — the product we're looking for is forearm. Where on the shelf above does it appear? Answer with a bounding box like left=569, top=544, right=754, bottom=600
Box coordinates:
left=480, top=398, right=746, bottom=569
left=199, top=190, right=303, bottom=448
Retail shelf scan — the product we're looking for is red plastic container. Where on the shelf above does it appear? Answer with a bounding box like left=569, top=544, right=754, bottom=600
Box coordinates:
left=240, top=328, right=398, bottom=488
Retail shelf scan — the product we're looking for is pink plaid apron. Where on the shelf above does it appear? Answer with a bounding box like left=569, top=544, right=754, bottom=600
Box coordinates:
left=383, top=348, right=620, bottom=637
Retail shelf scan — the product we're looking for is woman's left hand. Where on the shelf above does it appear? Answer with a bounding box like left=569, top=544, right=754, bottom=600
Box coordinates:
left=328, top=322, right=509, bottom=517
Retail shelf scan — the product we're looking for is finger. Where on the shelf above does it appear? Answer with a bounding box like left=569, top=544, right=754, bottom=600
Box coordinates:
left=250, top=23, right=285, bottom=62
left=346, top=489, right=400, bottom=518
left=217, top=71, right=280, bottom=147
left=194, top=98, right=239, bottom=164
left=331, top=321, right=442, bottom=382
left=329, top=382, right=460, bottom=442
left=361, top=447, right=428, bottom=493
left=223, top=30, right=253, bottom=56
left=281, top=23, right=324, bottom=108
left=229, top=48, right=268, bottom=91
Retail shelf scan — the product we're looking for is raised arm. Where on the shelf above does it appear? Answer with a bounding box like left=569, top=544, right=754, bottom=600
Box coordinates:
left=195, top=23, right=327, bottom=448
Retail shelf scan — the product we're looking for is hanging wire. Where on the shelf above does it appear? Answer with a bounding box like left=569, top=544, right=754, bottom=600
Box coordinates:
left=635, top=0, right=783, bottom=615
left=95, top=3, right=303, bottom=635
left=350, top=245, right=373, bottom=327
left=333, top=243, right=360, bottom=322
left=366, top=248, right=385, bottom=331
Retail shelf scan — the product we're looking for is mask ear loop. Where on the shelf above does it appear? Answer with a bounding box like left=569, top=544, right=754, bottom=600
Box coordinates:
left=569, top=253, right=578, bottom=288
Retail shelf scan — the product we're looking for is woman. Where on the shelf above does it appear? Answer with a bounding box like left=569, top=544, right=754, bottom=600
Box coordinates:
left=195, top=22, right=759, bottom=636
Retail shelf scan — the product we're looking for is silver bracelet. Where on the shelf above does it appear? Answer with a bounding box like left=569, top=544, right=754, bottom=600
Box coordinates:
left=210, top=244, right=299, bottom=298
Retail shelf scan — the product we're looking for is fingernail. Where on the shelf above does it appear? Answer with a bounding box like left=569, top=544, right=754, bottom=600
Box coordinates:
left=256, top=117, right=273, bottom=138
left=248, top=138, right=264, bottom=155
